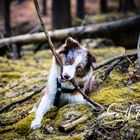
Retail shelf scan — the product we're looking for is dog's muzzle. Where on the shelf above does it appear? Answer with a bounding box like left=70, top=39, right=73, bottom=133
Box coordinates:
left=58, top=73, right=71, bottom=83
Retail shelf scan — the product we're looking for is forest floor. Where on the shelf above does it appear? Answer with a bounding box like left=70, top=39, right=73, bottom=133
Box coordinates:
left=0, top=1, right=140, bottom=139
left=0, top=43, right=140, bottom=140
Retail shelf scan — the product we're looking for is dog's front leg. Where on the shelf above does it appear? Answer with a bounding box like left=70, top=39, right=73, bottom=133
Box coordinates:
left=31, top=58, right=60, bottom=130
left=30, top=93, right=54, bottom=129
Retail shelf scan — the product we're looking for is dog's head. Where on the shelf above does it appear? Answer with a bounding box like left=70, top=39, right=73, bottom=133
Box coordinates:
left=58, top=37, right=96, bottom=82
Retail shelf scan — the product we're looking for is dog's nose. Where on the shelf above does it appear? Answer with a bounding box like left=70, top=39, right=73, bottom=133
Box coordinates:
left=63, top=73, right=70, bottom=80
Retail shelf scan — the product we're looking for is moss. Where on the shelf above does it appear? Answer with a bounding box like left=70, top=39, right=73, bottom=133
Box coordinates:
left=0, top=106, right=30, bottom=125
left=92, top=83, right=140, bottom=107
left=0, top=46, right=139, bottom=139
left=0, top=91, right=38, bottom=111
left=0, top=72, right=22, bottom=78
left=28, top=130, right=84, bottom=140
left=15, top=113, right=34, bottom=135
left=50, top=133, right=84, bottom=140
left=42, top=106, right=58, bottom=129
left=14, top=107, right=57, bottom=136
left=91, top=69, right=140, bottom=108
left=0, top=125, right=15, bottom=134
left=90, top=47, right=125, bottom=62
left=1, top=131, right=21, bottom=140
left=137, top=130, right=140, bottom=140
left=27, top=130, right=48, bottom=140
left=55, top=104, right=93, bottom=127
left=0, top=105, right=32, bottom=126
left=44, top=106, right=58, bottom=119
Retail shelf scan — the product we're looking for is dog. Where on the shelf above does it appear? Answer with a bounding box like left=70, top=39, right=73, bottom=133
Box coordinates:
left=30, top=37, right=100, bottom=130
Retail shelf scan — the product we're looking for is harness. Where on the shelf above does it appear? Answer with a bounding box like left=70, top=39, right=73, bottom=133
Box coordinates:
left=54, top=78, right=81, bottom=107
left=54, top=78, right=84, bottom=107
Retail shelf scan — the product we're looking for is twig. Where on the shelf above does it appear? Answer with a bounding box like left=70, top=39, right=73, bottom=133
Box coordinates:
left=101, top=59, right=121, bottom=81
left=33, top=0, right=62, bottom=66
left=94, top=52, right=137, bottom=70
left=59, top=114, right=90, bottom=132
left=0, top=86, right=45, bottom=113
left=33, top=0, right=103, bottom=111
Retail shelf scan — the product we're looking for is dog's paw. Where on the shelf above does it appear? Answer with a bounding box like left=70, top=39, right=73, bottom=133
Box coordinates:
left=31, top=119, right=41, bottom=130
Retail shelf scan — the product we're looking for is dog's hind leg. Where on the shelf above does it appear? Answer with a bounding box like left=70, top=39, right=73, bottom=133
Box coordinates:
left=31, top=58, right=60, bottom=130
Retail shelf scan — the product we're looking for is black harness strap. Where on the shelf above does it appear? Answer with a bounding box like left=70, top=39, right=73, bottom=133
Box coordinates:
left=53, top=79, right=62, bottom=107
left=53, top=78, right=84, bottom=107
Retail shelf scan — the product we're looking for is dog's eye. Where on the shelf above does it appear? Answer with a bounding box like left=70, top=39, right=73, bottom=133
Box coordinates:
left=76, top=65, right=82, bottom=72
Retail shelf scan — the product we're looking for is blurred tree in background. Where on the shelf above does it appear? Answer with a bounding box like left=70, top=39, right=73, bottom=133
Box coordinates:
left=100, top=0, right=108, bottom=13
left=77, top=0, right=85, bottom=19
left=52, top=0, right=72, bottom=29
left=119, top=0, right=136, bottom=13
left=42, top=0, right=47, bottom=16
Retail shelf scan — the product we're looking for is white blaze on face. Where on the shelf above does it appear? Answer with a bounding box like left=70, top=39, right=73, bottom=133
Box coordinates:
left=62, top=55, right=82, bottom=80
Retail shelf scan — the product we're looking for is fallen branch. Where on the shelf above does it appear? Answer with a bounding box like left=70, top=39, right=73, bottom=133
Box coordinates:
left=0, top=16, right=140, bottom=48
left=59, top=114, right=90, bottom=132
left=94, top=52, right=137, bottom=70
left=102, top=59, right=121, bottom=81
left=0, top=86, right=45, bottom=113
left=33, top=0, right=104, bottom=111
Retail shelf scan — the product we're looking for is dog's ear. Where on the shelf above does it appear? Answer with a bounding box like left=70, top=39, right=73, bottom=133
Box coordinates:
left=65, top=37, right=80, bottom=48
left=88, top=52, right=96, bottom=69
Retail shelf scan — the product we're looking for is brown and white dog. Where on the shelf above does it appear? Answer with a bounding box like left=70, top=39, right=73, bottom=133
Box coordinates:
left=31, top=37, right=99, bottom=130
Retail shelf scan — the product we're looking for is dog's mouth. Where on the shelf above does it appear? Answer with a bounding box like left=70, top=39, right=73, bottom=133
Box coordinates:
left=58, top=75, right=72, bottom=83
left=58, top=76, right=67, bottom=83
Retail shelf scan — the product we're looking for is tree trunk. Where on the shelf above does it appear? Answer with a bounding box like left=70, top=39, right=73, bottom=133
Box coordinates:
left=3, top=0, right=21, bottom=59
left=42, top=0, right=47, bottom=16
left=0, top=16, right=140, bottom=49
left=4, top=0, right=11, bottom=36
left=119, top=0, right=136, bottom=13
left=52, top=0, right=72, bottom=29
left=100, top=0, right=108, bottom=13
left=77, top=0, right=85, bottom=19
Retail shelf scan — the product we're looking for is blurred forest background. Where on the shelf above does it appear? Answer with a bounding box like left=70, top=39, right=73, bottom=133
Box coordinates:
left=0, top=0, right=140, bottom=59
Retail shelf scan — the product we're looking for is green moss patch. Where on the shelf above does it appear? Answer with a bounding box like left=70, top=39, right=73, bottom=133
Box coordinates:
left=15, top=113, right=34, bottom=135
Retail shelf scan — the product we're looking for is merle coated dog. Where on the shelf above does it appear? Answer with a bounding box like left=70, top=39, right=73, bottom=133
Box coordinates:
left=30, top=37, right=99, bottom=129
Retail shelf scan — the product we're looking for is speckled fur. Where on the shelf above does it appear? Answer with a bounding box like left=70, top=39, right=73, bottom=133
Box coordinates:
left=30, top=37, right=98, bottom=130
